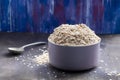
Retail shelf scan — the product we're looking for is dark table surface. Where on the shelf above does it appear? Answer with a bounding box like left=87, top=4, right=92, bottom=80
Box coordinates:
left=0, top=32, right=120, bottom=80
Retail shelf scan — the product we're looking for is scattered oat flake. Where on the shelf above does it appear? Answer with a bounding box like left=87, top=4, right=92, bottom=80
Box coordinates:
left=98, top=67, right=103, bottom=69
left=54, top=75, right=57, bottom=78
left=115, top=57, right=118, bottom=60
left=100, top=60, right=104, bottom=63
left=93, top=71, right=97, bottom=73
left=106, top=70, right=120, bottom=76
left=42, top=46, right=46, bottom=49
left=47, top=72, right=50, bottom=74
left=33, top=50, right=49, bottom=65
left=116, top=73, right=120, bottom=76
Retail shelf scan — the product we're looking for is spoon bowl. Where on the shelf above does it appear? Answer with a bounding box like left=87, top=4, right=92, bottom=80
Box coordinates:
left=8, top=47, right=24, bottom=53
left=8, top=42, right=46, bottom=54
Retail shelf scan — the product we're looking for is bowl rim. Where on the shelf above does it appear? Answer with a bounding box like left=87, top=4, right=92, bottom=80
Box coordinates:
left=48, top=38, right=101, bottom=48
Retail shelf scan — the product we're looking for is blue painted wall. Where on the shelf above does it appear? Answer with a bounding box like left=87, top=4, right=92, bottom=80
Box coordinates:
left=0, top=0, right=120, bottom=34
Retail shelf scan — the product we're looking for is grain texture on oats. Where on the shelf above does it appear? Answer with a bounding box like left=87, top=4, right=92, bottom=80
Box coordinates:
left=48, top=24, right=100, bottom=46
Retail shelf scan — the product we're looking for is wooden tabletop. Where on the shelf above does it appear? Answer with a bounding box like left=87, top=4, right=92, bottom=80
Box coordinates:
left=0, top=32, right=120, bottom=80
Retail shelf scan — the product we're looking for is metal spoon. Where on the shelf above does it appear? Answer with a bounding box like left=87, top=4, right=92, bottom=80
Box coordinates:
left=8, top=42, right=46, bottom=54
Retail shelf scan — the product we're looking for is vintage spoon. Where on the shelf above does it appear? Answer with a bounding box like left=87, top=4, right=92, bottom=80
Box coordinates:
left=8, top=42, right=46, bottom=54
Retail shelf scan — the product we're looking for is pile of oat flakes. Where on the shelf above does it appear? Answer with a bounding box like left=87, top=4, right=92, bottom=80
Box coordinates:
left=48, top=24, right=101, bottom=46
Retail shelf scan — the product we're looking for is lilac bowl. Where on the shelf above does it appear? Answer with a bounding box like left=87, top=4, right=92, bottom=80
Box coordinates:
left=48, top=41, right=101, bottom=71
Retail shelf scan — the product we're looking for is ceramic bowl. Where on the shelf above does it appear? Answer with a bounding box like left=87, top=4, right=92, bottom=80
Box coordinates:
left=48, top=40, right=101, bottom=71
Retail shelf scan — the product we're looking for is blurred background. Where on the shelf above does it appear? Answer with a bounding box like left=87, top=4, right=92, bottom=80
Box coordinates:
left=0, top=0, right=120, bottom=34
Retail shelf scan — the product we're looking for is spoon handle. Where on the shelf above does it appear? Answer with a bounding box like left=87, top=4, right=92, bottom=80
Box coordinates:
left=21, top=42, right=46, bottom=49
